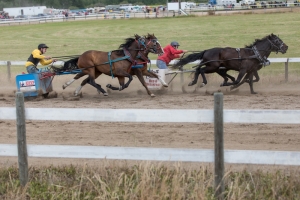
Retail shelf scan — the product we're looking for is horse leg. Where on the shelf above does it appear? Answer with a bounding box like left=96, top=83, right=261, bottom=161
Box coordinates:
left=225, top=73, right=236, bottom=82
left=134, top=69, right=155, bottom=97
left=106, top=77, right=123, bottom=91
left=216, top=70, right=230, bottom=85
left=106, top=76, right=127, bottom=91
left=143, top=69, right=168, bottom=87
left=216, top=68, right=237, bottom=86
left=247, top=72, right=257, bottom=94
left=198, top=67, right=208, bottom=87
left=106, top=70, right=133, bottom=90
left=62, top=72, right=85, bottom=89
left=230, top=73, right=249, bottom=90
left=188, top=67, right=201, bottom=86
left=221, top=68, right=247, bottom=87
left=86, top=75, right=108, bottom=96
left=74, top=76, right=89, bottom=96
left=230, top=70, right=259, bottom=91
left=106, top=83, right=122, bottom=91
left=123, top=74, right=133, bottom=89
left=245, top=70, right=260, bottom=83
left=73, top=72, right=106, bottom=96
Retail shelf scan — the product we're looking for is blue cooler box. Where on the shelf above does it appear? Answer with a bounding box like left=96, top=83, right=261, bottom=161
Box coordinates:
left=16, top=73, right=53, bottom=97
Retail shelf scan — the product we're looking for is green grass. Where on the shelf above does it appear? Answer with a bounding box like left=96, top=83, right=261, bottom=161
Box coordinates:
left=0, top=11, right=299, bottom=62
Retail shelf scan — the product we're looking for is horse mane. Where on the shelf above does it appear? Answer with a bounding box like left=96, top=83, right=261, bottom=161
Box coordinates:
left=114, top=34, right=140, bottom=55
left=115, top=33, right=156, bottom=56
left=245, top=33, right=275, bottom=48
left=144, top=33, right=156, bottom=39
left=119, top=34, right=140, bottom=49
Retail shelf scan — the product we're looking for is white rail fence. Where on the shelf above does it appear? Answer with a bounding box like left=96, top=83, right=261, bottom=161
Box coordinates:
left=2, top=144, right=299, bottom=164
left=0, top=5, right=299, bottom=26
left=1, top=58, right=300, bottom=83
left=1, top=92, right=300, bottom=195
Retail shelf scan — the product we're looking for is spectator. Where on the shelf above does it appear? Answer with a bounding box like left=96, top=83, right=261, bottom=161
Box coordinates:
left=156, top=41, right=188, bottom=69
left=25, top=44, right=56, bottom=74
left=156, top=7, right=159, bottom=16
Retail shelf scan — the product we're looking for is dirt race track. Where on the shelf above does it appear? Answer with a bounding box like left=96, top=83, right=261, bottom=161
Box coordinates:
left=0, top=73, right=300, bottom=170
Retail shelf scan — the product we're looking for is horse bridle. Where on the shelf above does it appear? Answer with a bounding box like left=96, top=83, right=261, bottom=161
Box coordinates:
left=267, top=37, right=285, bottom=53
left=136, top=37, right=163, bottom=55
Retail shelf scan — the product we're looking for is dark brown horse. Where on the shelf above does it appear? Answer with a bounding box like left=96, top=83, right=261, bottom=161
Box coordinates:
left=61, top=34, right=164, bottom=97
left=105, top=38, right=168, bottom=97
left=173, top=34, right=288, bottom=94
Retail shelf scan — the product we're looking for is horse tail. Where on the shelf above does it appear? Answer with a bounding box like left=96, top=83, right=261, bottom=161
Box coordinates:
left=62, top=57, right=79, bottom=71
left=172, top=51, right=206, bottom=69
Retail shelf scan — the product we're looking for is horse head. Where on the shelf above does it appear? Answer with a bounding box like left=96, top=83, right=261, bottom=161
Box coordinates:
left=141, top=33, right=164, bottom=56
left=267, top=33, right=288, bottom=54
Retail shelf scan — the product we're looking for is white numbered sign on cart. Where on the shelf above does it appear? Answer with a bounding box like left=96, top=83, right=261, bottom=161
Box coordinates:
left=145, top=69, right=170, bottom=90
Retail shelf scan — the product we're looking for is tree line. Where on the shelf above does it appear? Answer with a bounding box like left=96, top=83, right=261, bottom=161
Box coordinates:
left=0, top=0, right=207, bottom=11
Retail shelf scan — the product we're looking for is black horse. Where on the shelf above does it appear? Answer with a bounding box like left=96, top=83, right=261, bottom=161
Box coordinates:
left=172, top=34, right=288, bottom=94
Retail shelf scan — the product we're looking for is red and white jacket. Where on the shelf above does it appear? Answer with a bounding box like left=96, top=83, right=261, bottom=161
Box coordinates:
left=157, top=44, right=184, bottom=65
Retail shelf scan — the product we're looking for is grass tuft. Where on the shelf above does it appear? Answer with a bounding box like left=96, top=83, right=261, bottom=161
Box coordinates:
left=0, top=164, right=299, bottom=199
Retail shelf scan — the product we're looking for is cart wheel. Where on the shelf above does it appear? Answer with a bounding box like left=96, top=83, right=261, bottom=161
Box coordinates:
left=42, top=93, right=49, bottom=98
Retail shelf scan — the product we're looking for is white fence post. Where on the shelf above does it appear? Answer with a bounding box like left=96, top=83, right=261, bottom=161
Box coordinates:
left=7, top=61, right=11, bottom=82
left=214, top=93, right=224, bottom=200
left=285, top=58, right=289, bottom=82
left=16, top=92, right=28, bottom=186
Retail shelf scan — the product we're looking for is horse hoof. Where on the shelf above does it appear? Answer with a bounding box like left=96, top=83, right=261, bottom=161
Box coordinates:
left=150, top=94, right=156, bottom=97
left=188, top=82, right=195, bottom=86
left=62, top=85, right=66, bottom=90
left=106, top=84, right=111, bottom=88
left=200, top=83, right=206, bottom=88
left=103, top=93, right=108, bottom=96
left=163, top=83, right=168, bottom=87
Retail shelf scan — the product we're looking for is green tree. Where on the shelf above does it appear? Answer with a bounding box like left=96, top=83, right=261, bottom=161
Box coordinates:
left=120, top=1, right=129, bottom=4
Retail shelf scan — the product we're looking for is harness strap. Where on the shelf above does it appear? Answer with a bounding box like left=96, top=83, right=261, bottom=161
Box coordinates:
left=123, top=48, right=151, bottom=72
left=235, top=48, right=241, bottom=59
left=108, top=51, right=114, bottom=78
left=137, top=52, right=150, bottom=63
left=252, top=45, right=269, bottom=67
left=106, top=51, right=131, bottom=78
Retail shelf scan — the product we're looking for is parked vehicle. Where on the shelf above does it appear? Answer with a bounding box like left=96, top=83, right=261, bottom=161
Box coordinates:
left=31, top=13, right=52, bottom=19
left=14, top=15, right=29, bottom=20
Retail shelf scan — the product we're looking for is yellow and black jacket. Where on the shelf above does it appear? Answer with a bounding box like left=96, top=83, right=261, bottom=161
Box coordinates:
left=25, top=49, right=53, bottom=68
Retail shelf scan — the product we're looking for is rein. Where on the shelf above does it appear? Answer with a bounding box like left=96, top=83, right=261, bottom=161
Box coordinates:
left=52, top=55, right=81, bottom=59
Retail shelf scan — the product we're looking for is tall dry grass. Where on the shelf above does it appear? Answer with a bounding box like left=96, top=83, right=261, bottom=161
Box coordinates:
left=1, top=163, right=299, bottom=199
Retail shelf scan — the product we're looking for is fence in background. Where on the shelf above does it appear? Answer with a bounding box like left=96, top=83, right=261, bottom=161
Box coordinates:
left=0, top=5, right=299, bottom=26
